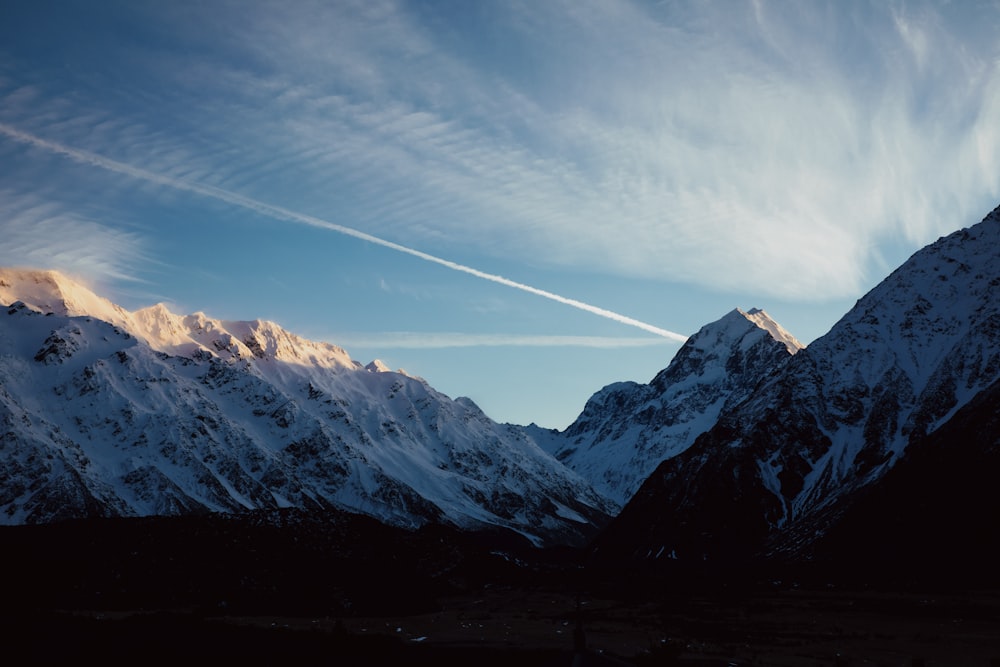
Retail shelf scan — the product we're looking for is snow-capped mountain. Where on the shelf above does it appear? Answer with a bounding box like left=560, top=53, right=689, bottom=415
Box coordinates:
left=0, top=268, right=615, bottom=545
left=594, top=204, right=1000, bottom=562
left=534, top=308, right=802, bottom=504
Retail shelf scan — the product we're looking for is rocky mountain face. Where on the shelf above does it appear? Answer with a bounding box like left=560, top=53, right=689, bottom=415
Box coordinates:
left=534, top=308, right=802, bottom=505
left=810, top=374, right=1000, bottom=581
left=0, top=268, right=615, bottom=546
left=593, top=204, right=1000, bottom=564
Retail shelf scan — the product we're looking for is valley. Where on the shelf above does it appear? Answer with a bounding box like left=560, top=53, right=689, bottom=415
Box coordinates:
left=3, top=512, right=998, bottom=665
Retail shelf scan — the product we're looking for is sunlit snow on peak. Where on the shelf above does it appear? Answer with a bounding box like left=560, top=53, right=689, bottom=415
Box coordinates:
left=740, top=307, right=805, bottom=355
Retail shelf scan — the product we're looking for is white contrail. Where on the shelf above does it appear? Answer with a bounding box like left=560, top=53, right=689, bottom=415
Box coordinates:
left=0, top=122, right=688, bottom=342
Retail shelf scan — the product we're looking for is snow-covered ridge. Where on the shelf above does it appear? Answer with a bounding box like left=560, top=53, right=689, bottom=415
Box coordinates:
left=0, top=267, right=133, bottom=329
left=596, top=204, right=1000, bottom=562
left=742, top=308, right=803, bottom=355
left=0, top=267, right=379, bottom=373
left=0, top=267, right=615, bottom=544
left=539, top=306, right=801, bottom=504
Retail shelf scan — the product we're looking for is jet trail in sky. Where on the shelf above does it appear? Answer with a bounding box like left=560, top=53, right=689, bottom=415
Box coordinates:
left=0, top=122, right=688, bottom=342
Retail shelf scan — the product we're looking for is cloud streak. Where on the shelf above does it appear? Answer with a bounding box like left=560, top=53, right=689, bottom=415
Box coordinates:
left=0, top=189, right=149, bottom=284
left=329, top=331, right=676, bottom=350
left=0, top=122, right=687, bottom=342
left=2, top=1, right=999, bottom=306
left=157, top=0, right=999, bottom=300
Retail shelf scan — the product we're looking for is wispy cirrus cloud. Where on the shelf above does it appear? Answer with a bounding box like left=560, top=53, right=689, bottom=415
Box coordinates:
left=0, top=122, right=687, bottom=341
left=3, top=0, right=996, bottom=430
left=0, top=189, right=149, bottom=284
left=2, top=0, right=998, bottom=304
left=149, top=0, right=1000, bottom=299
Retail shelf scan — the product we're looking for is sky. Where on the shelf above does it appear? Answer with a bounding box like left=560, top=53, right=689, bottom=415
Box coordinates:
left=1, top=0, right=999, bottom=429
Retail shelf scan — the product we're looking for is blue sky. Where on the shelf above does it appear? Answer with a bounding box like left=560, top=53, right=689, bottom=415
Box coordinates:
left=2, top=0, right=998, bottom=429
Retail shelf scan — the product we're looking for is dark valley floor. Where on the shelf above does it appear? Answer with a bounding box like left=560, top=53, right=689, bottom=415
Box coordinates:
left=3, top=513, right=999, bottom=666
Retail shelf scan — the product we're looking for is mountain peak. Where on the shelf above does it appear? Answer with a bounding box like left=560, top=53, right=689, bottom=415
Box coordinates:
left=0, top=267, right=87, bottom=313
left=0, top=267, right=131, bottom=328
left=738, top=307, right=804, bottom=355
left=0, top=266, right=359, bottom=371
left=679, top=307, right=802, bottom=366
left=550, top=306, right=801, bottom=504
left=365, top=359, right=392, bottom=373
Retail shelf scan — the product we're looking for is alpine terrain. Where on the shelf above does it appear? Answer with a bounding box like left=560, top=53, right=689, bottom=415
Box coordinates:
left=594, top=204, right=1000, bottom=564
left=2, top=207, right=999, bottom=664
left=533, top=307, right=802, bottom=505
left=0, top=268, right=615, bottom=546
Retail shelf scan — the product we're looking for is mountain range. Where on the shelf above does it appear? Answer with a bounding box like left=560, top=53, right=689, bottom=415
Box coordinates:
left=593, top=203, right=1000, bottom=565
left=0, top=268, right=614, bottom=546
left=1, top=203, right=998, bottom=565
